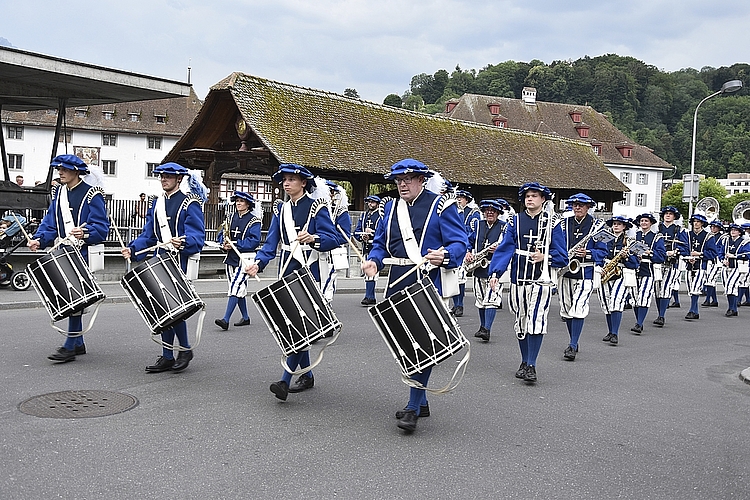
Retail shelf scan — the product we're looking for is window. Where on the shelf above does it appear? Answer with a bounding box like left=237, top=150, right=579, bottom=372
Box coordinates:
left=619, top=192, right=631, bottom=206
left=102, top=160, right=116, bottom=176
left=620, top=172, right=632, bottom=184
left=102, top=133, right=117, bottom=146
left=7, top=154, right=23, bottom=170
left=265, top=182, right=273, bottom=193
left=103, top=111, right=114, bottom=120
left=74, top=109, right=87, bottom=118
left=58, top=131, right=72, bottom=143
left=247, top=180, right=258, bottom=192
left=592, top=144, right=601, bottom=155
left=637, top=173, right=648, bottom=185
left=227, top=180, right=237, bottom=191
left=155, top=115, right=166, bottom=124
left=146, top=163, right=160, bottom=178
left=636, top=193, right=647, bottom=207
left=147, top=136, right=162, bottom=149
left=7, top=126, right=23, bottom=140
left=129, top=113, right=140, bottom=122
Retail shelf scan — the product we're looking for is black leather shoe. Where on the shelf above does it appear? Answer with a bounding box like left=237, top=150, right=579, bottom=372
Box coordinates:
left=741, top=302, right=750, bottom=307
left=624, top=303, right=633, bottom=310
left=74, top=344, right=86, bottom=355
left=233, top=318, right=251, bottom=326
left=515, top=362, right=528, bottom=379
left=726, top=309, right=738, bottom=317
left=523, top=365, right=537, bottom=383
left=653, top=316, right=665, bottom=327
left=602, top=333, right=614, bottom=342
left=48, top=347, right=76, bottom=363
left=708, top=302, right=719, bottom=307
left=145, top=356, right=175, bottom=372
left=451, top=306, right=464, bottom=317
left=214, top=318, right=229, bottom=330
left=669, top=302, right=681, bottom=308
left=172, top=350, right=193, bottom=372
left=474, top=327, right=490, bottom=342
left=684, top=311, right=699, bottom=320
left=563, top=345, right=576, bottom=361
left=631, top=323, right=643, bottom=334
left=395, top=403, right=430, bottom=419
left=288, top=374, right=314, bottom=393
left=397, top=410, right=418, bottom=433
left=609, top=334, right=618, bottom=345
left=361, top=297, right=376, bottom=305
left=270, top=380, right=289, bottom=401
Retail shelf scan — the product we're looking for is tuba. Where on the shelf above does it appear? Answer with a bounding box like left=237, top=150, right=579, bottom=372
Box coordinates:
left=696, top=197, right=720, bottom=222
left=732, top=200, right=750, bottom=225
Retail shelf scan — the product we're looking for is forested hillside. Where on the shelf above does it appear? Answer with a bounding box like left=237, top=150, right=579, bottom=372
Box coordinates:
left=384, top=55, right=750, bottom=178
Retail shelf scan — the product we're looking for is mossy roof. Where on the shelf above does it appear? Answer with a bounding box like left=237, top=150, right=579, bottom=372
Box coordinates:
left=204, top=72, right=625, bottom=192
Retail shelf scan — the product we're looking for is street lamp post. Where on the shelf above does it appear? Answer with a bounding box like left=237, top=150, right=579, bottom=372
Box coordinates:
left=687, top=79, right=743, bottom=216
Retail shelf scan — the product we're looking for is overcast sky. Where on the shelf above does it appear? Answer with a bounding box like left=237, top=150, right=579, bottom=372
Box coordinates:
left=3, top=1, right=749, bottom=103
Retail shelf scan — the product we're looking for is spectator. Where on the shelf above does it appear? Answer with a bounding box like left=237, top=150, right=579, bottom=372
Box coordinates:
left=15, top=175, right=24, bottom=187
left=132, top=193, right=148, bottom=225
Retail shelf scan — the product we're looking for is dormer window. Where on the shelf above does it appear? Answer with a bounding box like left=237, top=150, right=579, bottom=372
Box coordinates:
left=154, top=114, right=166, bottom=124
left=616, top=144, right=634, bottom=158
left=103, top=110, right=115, bottom=120
left=591, top=141, right=602, bottom=156
left=569, top=110, right=582, bottom=123
left=74, top=107, right=88, bottom=118
left=445, top=101, right=457, bottom=113
left=522, top=87, right=537, bottom=104
left=128, top=112, right=140, bottom=122
left=492, top=116, right=507, bottom=128
left=487, top=103, right=501, bottom=115
left=575, top=124, right=590, bottom=138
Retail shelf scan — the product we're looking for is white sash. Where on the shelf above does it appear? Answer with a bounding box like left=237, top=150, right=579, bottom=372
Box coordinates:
left=57, top=185, right=76, bottom=237
left=282, top=200, right=307, bottom=267
left=154, top=194, right=173, bottom=244
left=396, top=199, right=423, bottom=265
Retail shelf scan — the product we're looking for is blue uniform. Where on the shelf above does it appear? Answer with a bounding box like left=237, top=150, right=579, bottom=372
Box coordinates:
left=598, top=233, right=640, bottom=339
left=320, top=202, right=352, bottom=302
left=355, top=206, right=382, bottom=302
left=128, top=190, right=205, bottom=360
left=632, top=230, right=666, bottom=329
left=34, top=181, right=109, bottom=351
left=470, top=218, right=505, bottom=338
left=720, top=235, right=750, bottom=313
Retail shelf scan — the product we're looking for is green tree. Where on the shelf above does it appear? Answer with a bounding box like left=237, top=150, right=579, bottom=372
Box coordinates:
left=344, top=88, right=360, bottom=99
left=383, top=94, right=403, bottom=108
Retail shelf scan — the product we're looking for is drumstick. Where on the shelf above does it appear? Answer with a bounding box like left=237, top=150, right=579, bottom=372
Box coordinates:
left=337, top=225, right=365, bottom=262
left=50, top=222, right=88, bottom=251
left=108, top=217, right=130, bottom=264
left=135, top=240, right=173, bottom=256
left=10, top=213, right=33, bottom=244
left=224, top=237, right=261, bottom=282
left=388, top=256, right=430, bottom=289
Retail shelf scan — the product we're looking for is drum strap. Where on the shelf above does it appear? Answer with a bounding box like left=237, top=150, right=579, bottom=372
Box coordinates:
left=155, top=195, right=174, bottom=245
left=49, top=301, right=104, bottom=337
left=282, top=201, right=308, bottom=267
left=396, top=199, right=423, bottom=265
left=57, top=185, right=76, bottom=238
left=150, top=307, right=207, bottom=352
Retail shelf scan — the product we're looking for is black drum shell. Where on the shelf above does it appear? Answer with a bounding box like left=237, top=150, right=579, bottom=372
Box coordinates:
left=120, top=253, right=204, bottom=333
left=27, top=245, right=105, bottom=321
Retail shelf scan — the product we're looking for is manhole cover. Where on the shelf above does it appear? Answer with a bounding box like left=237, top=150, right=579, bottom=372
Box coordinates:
left=19, top=390, right=138, bottom=418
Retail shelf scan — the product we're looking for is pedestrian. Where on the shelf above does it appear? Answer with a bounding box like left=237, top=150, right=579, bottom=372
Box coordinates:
left=319, top=180, right=351, bottom=304
left=466, top=199, right=505, bottom=342
left=27, top=154, right=110, bottom=362
left=131, top=192, right=148, bottom=226
left=631, top=213, right=667, bottom=333
left=656, top=206, right=689, bottom=316
left=245, top=164, right=340, bottom=400
left=362, top=158, right=467, bottom=434
left=488, top=182, right=567, bottom=384
left=355, top=195, right=381, bottom=305
left=451, top=189, right=481, bottom=317
left=702, top=220, right=725, bottom=307
left=121, top=162, right=205, bottom=372
left=683, top=213, right=718, bottom=320
left=557, top=193, right=607, bottom=360
left=719, top=223, right=750, bottom=316
left=214, top=191, right=262, bottom=330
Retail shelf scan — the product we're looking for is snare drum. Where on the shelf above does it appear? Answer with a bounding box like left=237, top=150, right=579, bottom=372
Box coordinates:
left=369, top=278, right=468, bottom=377
left=253, top=267, right=341, bottom=356
left=27, top=245, right=106, bottom=322
left=120, top=253, right=204, bottom=333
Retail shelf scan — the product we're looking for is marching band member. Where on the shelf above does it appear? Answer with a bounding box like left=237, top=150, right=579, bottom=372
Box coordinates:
left=599, top=216, right=639, bottom=346
left=683, top=214, right=718, bottom=320
left=355, top=195, right=382, bottom=305
left=557, top=193, right=607, bottom=360
left=702, top=220, right=725, bottom=308
left=488, top=182, right=567, bottom=383
left=654, top=206, right=689, bottom=325
left=451, top=189, right=481, bottom=317
left=466, top=199, right=506, bottom=342
left=214, top=191, right=262, bottom=330
left=122, top=162, right=205, bottom=372
left=245, top=164, right=339, bottom=400
left=737, top=223, right=750, bottom=306
left=719, top=223, right=750, bottom=317
left=29, top=154, right=110, bottom=363
left=362, top=159, right=467, bottom=434
left=631, top=213, right=667, bottom=334
left=320, top=180, right=351, bottom=304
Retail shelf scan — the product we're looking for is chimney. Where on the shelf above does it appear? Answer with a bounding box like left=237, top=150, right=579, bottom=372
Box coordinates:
left=522, top=87, right=537, bottom=105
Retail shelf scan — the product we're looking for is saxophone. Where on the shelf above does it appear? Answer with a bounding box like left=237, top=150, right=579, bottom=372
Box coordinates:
left=600, top=237, right=631, bottom=283
left=465, top=243, right=497, bottom=273
left=559, top=218, right=608, bottom=275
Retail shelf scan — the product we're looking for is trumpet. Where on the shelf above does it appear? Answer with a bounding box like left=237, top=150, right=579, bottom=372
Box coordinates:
left=465, top=243, right=497, bottom=273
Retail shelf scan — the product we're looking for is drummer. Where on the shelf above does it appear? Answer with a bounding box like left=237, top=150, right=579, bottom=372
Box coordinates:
left=121, top=163, right=205, bottom=373
left=362, top=158, right=468, bottom=434
left=214, top=191, right=262, bottom=330
left=28, top=154, right=110, bottom=363
left=245, top=164, right=340, bottom=401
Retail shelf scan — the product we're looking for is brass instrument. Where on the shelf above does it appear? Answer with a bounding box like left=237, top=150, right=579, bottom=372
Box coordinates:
left=732, top=200, right=750, bottom=225
left=600, top=239, right=649, bottom=283
left=560, top=218, right=609, bottom=275
left=465, top=243, right=497, bottom=273
left=696, top=197, right=720, bottom=222
left=535, top=200, right=560, bottom=286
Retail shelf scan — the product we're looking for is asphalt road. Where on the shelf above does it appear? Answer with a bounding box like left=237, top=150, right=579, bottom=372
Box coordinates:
left=1, top=289, right=749, bottom=499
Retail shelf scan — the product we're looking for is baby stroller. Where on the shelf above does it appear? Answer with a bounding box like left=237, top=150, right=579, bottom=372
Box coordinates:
left=0, top=213, right=33, bottom=291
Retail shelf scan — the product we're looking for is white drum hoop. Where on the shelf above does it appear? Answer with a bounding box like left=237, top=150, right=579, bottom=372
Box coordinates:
left=27, top=245, right=106, bottom=323
left=253, top=267, right=342, bottom=357
left=369, top=278, right=469, bottom=378
left=120, top=253, right=205, bottom=334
